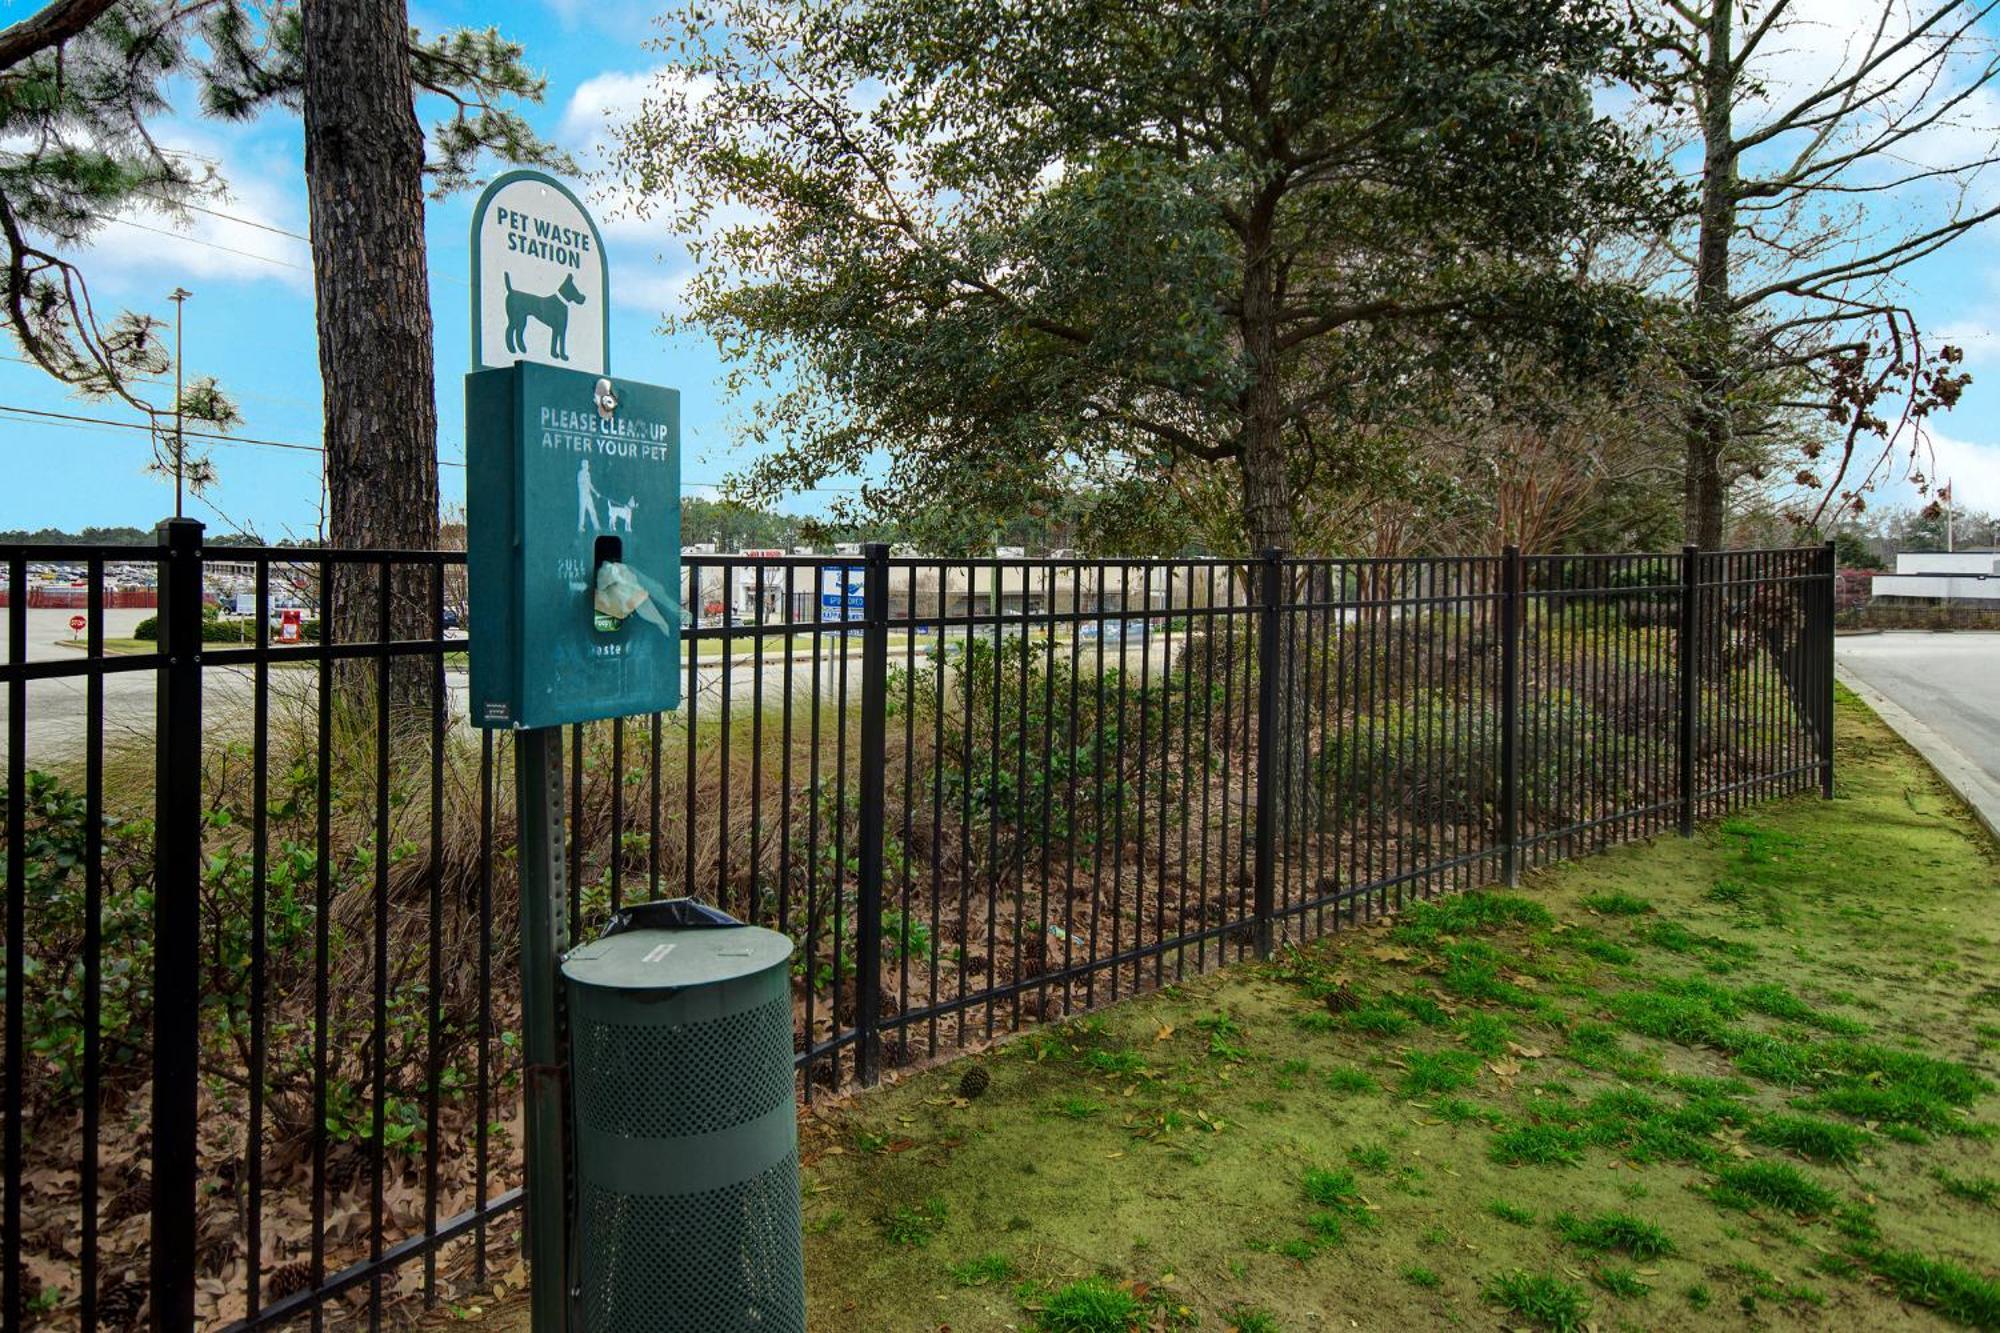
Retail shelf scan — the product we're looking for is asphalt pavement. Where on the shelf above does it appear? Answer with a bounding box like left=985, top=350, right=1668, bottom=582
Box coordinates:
left=1837, top=631, right=2000, bottom=839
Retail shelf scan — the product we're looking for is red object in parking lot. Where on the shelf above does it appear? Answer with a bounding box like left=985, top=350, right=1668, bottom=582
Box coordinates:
left=68, top=614, right=86, bottom=637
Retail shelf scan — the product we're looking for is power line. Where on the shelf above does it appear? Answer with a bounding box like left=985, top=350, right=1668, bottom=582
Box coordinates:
left=0, top=353, right=320, bottom=411
left=0, top=398, right=864, bottom=493
left=97, top=214, right=312, bottom=273
left=0, top=401, right=322, bottom=453
left=115, top=193, right=468, bottom=285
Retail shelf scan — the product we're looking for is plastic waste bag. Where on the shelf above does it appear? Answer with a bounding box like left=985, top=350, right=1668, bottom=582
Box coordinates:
left=594, top=561, right=652, bottom=621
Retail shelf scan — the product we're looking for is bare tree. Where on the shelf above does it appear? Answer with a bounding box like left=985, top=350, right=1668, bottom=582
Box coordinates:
left=1638, top=0, right=1992, bottom=545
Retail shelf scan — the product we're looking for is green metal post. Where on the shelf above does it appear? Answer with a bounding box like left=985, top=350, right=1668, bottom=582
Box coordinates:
left=516, top=726, right=569, bottom=1331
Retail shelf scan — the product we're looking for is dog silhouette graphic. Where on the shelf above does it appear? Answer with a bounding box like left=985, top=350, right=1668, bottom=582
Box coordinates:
left=503, top=272, right=587, bottom=360
left=607, top=496, right=637, bottom=532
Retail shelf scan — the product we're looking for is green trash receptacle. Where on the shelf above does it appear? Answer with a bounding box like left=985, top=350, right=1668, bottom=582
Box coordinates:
left=563, top=900, right=803, bottom=1332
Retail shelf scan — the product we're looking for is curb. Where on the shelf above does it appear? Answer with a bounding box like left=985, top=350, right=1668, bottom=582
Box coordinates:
left=1836, top=665, right=2000, bottom=847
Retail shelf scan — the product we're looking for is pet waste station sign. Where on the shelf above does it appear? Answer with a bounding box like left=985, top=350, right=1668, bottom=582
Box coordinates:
left=470, top=169, right=610, bottom=376
left=466, top=170, right=682, bottom=731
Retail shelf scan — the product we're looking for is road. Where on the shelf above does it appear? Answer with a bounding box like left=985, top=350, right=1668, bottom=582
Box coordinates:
left=1837, top=631, right=2000, bottom=836
left=3, top=607, right=1178, bottom=765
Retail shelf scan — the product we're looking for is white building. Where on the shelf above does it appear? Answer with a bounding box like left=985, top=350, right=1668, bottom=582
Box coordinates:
left=1870, top=549, right=2000, bottom=604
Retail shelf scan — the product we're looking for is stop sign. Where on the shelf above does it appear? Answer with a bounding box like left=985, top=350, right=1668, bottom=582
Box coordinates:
left=68, top=615, right=86, bottom=637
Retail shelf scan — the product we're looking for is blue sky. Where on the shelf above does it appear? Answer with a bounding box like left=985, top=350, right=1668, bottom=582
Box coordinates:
left=1, top=0, right=1999, bottom=540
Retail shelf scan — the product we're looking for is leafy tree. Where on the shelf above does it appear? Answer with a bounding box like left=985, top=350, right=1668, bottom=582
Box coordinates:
left=1831, top=529, right=1884, bottom=571
left=616, top=0, right=1666, bottom=554
left=0, top=1, right=564, bottom=546
left=1631, top=0, right=1991, bottom=546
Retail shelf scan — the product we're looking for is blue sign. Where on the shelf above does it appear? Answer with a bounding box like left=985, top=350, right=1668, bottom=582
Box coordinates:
left=820, top=565, right=865, bottom=622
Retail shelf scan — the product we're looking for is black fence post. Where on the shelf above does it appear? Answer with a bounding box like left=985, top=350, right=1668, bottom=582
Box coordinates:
left=1819, top=539, right=1837, bottom=799
left=152, top=516, right=203, bottom=1332
left=1252, top=548, right=1283, bottom=958
left=1677, top=544, right=1699, bottom=837
left=855, top=541, right=890, bottom=1085
left=1499, top=545, right=1521, bottom=886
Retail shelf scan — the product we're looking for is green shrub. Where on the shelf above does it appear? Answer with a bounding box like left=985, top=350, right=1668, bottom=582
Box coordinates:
left=909, top=635, right=1181, bottom=858
left=133, top=613, right=320, bottom=643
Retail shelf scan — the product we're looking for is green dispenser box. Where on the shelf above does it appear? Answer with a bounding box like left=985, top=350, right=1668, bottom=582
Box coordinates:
left=466, top=361, right=682, bottom=729
left=563, top=903, right=805, bottom=1333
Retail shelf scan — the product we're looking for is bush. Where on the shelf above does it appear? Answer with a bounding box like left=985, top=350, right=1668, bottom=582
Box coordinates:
left=133, top=614, right=320, bottom=642
left=902, top=635, right=1182, bottom=858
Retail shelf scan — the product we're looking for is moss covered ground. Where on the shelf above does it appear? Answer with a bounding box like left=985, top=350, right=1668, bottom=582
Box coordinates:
left=484, top=689, right=2000, bottom=1330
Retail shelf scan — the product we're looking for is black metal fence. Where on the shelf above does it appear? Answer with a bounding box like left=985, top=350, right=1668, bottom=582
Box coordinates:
left=1, top=529, right=1834, bottom=1330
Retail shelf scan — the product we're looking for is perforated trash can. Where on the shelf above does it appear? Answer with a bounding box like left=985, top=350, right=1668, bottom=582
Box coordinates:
left=563, top=900, right=803, bottom=1333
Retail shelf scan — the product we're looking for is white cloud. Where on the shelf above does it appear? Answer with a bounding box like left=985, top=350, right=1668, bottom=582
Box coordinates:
left=558, top=68, right=769, bottom=317
left=68, top=130, right=312, bottom=291
left=1922, top=425, right=2000, bottom=513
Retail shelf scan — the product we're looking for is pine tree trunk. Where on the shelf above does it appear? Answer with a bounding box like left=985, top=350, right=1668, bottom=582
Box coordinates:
left=300, top=0, right=440, bottom=709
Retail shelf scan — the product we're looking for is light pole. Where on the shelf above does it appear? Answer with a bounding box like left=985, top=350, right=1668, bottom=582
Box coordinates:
left=168, top=287, right=192, bottom=518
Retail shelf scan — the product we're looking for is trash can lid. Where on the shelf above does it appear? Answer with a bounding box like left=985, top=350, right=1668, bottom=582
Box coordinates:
left=563, top=923, right=793, bottom=992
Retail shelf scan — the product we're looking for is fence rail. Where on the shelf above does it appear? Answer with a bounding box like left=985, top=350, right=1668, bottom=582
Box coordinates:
left=0, top=532, right=1834, bottom=1330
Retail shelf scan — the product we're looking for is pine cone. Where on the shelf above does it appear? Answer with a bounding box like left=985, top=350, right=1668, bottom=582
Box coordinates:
left=1324, top=984, right=1361, bottom=1015
left=102, top=1180, right=151, bottom=1227
left=958, top=1064, right=991, bottom=1100
left=267, top=1259, right=315, bottom=1301
left=98, top=1279, right=147, bottom=1328
left=326, top=1148, right=368, bottom=1195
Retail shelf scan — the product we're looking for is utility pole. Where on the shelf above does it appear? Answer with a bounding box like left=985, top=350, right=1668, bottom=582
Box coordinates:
left=168, top=287, right=192, bottom=519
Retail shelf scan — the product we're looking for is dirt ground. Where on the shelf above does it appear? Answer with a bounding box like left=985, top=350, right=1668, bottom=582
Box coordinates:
left=463, top=688, right=1999, bottom=1331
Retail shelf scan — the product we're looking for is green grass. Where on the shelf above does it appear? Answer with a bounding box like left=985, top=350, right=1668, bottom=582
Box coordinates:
left=1225, top=1308, right=1279, bottom=1333
left=1391, top=891, right=1552, bottom=945
left=1457, top=1012, right=1514, bottom=1056
left=1323, top=1066, right=1378, bottom=1094
left=1581, top=891, right=1652, bottom=916
left=1551, top=1210, right=1675, bottom=1260
left=1931, top=1167, right=1999, bottom=1206
left=1590, top=1263, right=1650, bottom=1299
left=1402, top=1049, right=1480, bottom=1096
left=1748, top=1112, right=1868, bottom=1164
left=948, top=1252, right=1012, bottom=1286
left=1710, top=1161, right=1839, bottom=1216
left=1300, top=1167, right=1362, bottom=1210
left=1345, top=1143, right=1392, bottom=1172
left=1491, top=1123, right=1587, bottom=1167
left=1484, top=1271, right=1592, bottom=1331
left=1402, top=1264, right=1440, bottom=1289
left=879, top=1197, right=948, bottom=1246
left=1869, top=1250, right=2000, bottom=1327
left=1035, top=1277, right=1145, bottom=1332
left=778, top=693, right=2000, bottom=1333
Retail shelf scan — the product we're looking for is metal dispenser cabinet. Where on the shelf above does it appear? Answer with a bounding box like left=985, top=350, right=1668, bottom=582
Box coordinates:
left=562, top=901, right=804, bottom=1332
